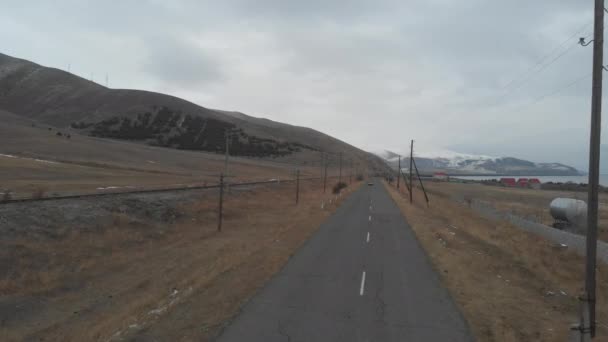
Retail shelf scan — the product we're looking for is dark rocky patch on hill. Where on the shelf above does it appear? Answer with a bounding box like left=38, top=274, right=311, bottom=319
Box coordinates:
left=71, top=106, right=316, bottom=157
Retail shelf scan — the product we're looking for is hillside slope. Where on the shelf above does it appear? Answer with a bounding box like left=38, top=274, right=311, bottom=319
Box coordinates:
left=0, top=52, right=388, bottom=173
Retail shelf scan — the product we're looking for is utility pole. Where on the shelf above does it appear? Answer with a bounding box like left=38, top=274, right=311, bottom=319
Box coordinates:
left=339, top=152, right=343, bottom=183
left=320, top=152, right=325, bottom=179
left=295, top=169, right=300, bottom=204
left=224, top=133, right=230, bottom=176
left=397, top=155, right=401, bottom=189
left=349, top=160, right=353, bottom=184
left=224, top=131, right=231, bottom=192
left=412, top=157, right=429, bottom=207
left=218, top=173, right=224, bottom=232
left=409, top=140, right=414, bottom=203
left=323, top=154, right=328, bottom=193
left=579, top=0, right=604, bottom=339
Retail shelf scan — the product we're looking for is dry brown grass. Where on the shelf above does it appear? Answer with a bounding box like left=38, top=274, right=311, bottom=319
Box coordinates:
left=424, top=181, right=608, bottom=242
left=0, top=152, right=330, bottom=200
left=385, top=182, right=608, bottom=342
left=0, top=179, right=360, bottom=341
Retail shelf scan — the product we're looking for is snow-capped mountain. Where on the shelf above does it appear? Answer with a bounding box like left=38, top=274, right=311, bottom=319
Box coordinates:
left=374, top=149, right=581, bottom=176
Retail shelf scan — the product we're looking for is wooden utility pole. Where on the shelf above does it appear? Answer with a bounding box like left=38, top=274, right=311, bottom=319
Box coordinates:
left=339, top=152, right=343, bottom=183
left=400, top=168, right=411, bottom=196
left=320, top=152, right=325, bottom=178
left=295, top=169, right=300, bottom=204
left=409, top=140, right=413, bottom=203
left=412, top=157, right=429, bottom=206
left=580, top=0, right=604, bottom=339
left=224, top=134, right=229, bottom=173
left=218, top=173, right=224, bottom=232
left=397, top=155, right=401, bottom=189
left=323, top=154, right=328, bottom=193
left=224, top=132, right=230, bottom=193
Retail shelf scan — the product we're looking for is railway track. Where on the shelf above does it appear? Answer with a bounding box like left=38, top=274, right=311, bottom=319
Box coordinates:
left=1, top=177, right=329, bottom=204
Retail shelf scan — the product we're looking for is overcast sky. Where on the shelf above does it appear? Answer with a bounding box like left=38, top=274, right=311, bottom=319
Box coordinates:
left=1, top=1, right=603, bottom=170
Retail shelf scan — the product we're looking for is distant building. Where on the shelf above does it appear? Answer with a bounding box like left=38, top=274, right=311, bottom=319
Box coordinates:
left=528, top=178, right=541, bottom=189
left=433, top=172, right=449, bottom=181
left=500, top=178, right=516, bottom=187
left=517, top=178, right=529, bottom=187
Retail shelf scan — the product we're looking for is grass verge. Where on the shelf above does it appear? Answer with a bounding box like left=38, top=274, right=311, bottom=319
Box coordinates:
left=0, top=180, right=360, bottom=341
left=384, top=181, right=608, bottom=342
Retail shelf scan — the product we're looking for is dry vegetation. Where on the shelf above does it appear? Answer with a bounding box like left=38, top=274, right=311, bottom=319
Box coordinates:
left=0, top=152, right=329, bottom=200
left=385, top=182, right=608, bottom=342
left=423, top=181, right=608, bottom=242
left=0, top=110, right=374, bottom=200
left=0, top=179, right=360, bottom=341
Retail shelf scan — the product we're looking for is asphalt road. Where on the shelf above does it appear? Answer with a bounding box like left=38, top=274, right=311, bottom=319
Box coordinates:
left=216, top=180, right=473, bottom=341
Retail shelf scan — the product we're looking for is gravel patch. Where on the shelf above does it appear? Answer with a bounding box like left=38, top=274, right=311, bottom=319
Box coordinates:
left=0, top=188, right=220, bottom=239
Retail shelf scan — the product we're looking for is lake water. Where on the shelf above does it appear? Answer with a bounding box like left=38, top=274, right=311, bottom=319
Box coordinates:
left=452, top=175, right=608, bottom=187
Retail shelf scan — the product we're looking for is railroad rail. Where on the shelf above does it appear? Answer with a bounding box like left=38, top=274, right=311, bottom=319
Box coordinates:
left=1, top=177, right=330, bottom=204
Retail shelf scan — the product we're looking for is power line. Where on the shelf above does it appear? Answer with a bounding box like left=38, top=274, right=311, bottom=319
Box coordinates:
left=500, top=21, right=592, bottom=91
left=501, top=43, right=579, bottom=96
left=489, top=22, right=593, bottom=109
left=510, top=72, right=592, bottom=113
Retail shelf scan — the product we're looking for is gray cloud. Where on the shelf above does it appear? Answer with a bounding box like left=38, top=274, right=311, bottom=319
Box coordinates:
left=142, top=36, right=223, bottom=87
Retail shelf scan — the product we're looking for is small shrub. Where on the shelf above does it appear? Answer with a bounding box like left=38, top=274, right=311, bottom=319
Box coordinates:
left=1, top=190, right=12, bottom=202
left=463, top=195, right=473, bottom=207
left=332, top=182, right=348, bottom=194
left=32, top=187, right=47, bottom=199
left=356, top=174, right=364, bottom=181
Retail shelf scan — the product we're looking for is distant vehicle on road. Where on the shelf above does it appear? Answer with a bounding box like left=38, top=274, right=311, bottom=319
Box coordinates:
left=367, top=182, right=374, bottom=186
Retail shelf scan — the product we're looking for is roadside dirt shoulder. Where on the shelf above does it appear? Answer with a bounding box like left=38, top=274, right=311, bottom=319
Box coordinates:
left=384, top=181, right=608, bottom=342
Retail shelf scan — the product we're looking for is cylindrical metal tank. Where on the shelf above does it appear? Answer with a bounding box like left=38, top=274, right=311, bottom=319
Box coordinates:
left=550, top=198, right=587, bottom=225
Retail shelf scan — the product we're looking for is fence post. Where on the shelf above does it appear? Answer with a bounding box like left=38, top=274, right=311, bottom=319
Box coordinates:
left=218, top=173, right=224, bottom=232
left=296, top=169, right=300, bottom=204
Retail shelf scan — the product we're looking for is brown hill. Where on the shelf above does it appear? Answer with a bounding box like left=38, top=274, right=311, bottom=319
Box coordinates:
left=0, top=52, right=388, bottom=173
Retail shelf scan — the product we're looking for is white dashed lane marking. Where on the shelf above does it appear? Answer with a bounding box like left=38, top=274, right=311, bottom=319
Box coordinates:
left=359, top=271, right=366, bottom=296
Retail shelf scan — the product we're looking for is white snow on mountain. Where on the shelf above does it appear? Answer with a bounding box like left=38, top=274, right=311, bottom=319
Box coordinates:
left=372, top=148, right=496, bottom=165
left=414, top=148, right=496, bottom=161
left=372, top=148, right=580, bottom=175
